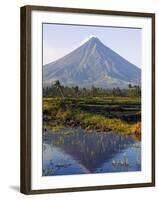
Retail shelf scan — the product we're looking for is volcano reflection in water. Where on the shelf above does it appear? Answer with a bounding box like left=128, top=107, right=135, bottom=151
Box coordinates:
left=42, top=127, right=141, bottom=176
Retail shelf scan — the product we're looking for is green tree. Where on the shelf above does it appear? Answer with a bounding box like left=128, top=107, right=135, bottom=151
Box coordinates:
left=55, top=80, right=64, bottom=98
left=73, top=86, right=79, bottom=97
left=91, top=86, right=98, bottom=97
left=128, top=84, right=132, bottom=89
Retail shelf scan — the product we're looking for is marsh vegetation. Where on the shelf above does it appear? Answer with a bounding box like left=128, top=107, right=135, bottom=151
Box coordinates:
left=43, top=93, right=141, bottom=140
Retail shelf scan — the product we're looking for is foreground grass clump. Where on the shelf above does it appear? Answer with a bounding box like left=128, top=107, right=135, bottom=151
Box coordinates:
left=131, top=122, right=141, bottom=140
left=77, top=113, right=141, bottom=136
left=43, top=97, right=141, bottom=139
left=56, top=110, right=72, bottom=122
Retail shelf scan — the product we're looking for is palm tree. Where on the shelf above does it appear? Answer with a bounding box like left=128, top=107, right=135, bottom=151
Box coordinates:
left=74, top=86, right=79, bottom=97
left=54, top=80, right=64, bottom=98
left=128, top=83, right=132, bottom=89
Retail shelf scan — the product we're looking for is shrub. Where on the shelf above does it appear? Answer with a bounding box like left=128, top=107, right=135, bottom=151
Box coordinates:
left=56, top=111, right=72, bottom=122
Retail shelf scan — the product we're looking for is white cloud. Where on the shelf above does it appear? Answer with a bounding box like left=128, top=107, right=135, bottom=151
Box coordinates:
left=43, top=39, right=71, bottom=65
left=43, top=36, right=99, bottom=65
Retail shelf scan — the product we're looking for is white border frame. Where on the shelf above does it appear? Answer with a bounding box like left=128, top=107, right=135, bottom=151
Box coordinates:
left=31, top=10, right=152, bottom=190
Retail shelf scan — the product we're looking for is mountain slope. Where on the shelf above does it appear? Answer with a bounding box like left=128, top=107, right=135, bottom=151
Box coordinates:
left=43, top=36, right=141, bottom=88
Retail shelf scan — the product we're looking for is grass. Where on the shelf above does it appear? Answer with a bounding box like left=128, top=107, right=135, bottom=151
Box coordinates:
left=43, top=97, right=141, bottom=140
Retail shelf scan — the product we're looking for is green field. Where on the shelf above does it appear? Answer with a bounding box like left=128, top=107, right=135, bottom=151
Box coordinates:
left=43, top=96, right=141, bottom=140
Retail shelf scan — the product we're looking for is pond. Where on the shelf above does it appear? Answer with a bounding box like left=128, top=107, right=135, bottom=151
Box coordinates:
left=42, top=127, right=141, bottom=176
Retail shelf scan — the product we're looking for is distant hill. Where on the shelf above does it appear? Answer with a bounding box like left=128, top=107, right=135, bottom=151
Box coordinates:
left=43, top=36, right=141, bottom=88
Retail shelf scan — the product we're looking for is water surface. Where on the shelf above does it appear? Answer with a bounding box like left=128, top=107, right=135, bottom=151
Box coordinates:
left=42, top=127, right=141, bottom=176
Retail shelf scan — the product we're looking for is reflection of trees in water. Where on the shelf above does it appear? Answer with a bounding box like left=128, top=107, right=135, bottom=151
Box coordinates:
left=43, top=128, right=136, bottom=172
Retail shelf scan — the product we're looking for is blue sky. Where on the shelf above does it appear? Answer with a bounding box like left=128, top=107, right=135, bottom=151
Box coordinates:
left=43, top=23, right=142, bottom=68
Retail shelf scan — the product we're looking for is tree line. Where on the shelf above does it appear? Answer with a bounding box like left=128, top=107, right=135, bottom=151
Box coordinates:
left=43, top=80, right=141, bottom=98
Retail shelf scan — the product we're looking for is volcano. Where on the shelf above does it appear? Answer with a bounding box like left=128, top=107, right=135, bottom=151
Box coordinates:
left=43, top=36, right=141, bottom=88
